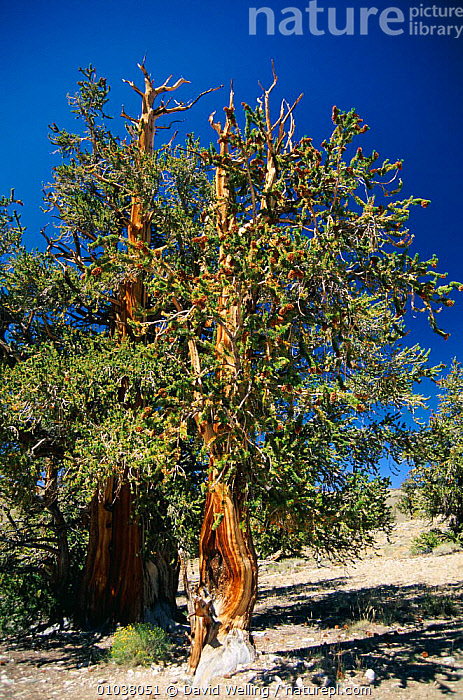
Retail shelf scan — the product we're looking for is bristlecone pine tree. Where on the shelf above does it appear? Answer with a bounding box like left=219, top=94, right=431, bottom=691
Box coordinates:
left=2, top=63, right=458, bottom=674
left=402, top=359, right=463, bottom=536
left=57, top=65, right=456, bottom=678
left=74, top=64, right=193, bottom=628
left=162, top=74, right=457, bottom=680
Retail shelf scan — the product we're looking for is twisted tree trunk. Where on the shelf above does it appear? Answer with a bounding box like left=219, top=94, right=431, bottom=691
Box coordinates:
left=186, top=71, right=295, bottom=679
left=188, top=480, right=258, bottom=683
left=80, top=479, right=144, bottom=625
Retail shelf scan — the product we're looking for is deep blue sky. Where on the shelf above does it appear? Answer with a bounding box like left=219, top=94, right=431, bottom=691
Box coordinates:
left=1, top=0, right=462, bottom=485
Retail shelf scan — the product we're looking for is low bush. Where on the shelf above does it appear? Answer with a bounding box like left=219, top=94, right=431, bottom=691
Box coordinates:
left=410, top=528, right=456, bottom=555
left=110, top=623, right=171, bottom=666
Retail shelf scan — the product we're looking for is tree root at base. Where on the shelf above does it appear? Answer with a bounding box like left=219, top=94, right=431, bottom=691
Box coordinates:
left=192, top=629, right=256, bottom=687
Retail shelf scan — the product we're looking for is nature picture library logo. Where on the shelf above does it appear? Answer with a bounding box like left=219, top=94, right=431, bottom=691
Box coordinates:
left=249, top=2, right=463, bottom=38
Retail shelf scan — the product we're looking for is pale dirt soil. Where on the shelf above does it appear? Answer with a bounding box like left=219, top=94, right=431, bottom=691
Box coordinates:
left=1, top=516, right=462, bottom=700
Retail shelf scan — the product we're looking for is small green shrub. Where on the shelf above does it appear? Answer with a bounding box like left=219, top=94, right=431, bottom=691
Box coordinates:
left=110, top=624, right=171, bottom=666
left=411, top=528, right=454, bottom=555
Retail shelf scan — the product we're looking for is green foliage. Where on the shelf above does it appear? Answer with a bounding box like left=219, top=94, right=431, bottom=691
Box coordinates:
left=410, top=528, right=460, bottom=555
left=252, top=473, right=393, bottom=560
left=0, top=329, right=204, bottom=625
left=397, top=477, right=421, bottom=518
left=110, top=623, right=171, bottom=665
left=403, top=360, right=463, bottom=535
left=0, top=570, right=57, bottom=635
left=0, top=64, right=460, bottom=630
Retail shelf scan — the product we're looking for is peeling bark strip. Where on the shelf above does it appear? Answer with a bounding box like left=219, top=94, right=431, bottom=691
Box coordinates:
left=80, top=475, right=181, bottom=627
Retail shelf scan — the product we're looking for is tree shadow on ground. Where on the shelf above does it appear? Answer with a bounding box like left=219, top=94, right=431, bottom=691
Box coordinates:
left=6, top=625, right=189, bottom=669
left=5, top=629, right=110, bottom=667
left=257, top=576, right=350, bottom=601
left=254, top=580, right=463, bottom=629
left=254, top=619, right=462, bottom=693
left=253, top=580, right=463, bottom=693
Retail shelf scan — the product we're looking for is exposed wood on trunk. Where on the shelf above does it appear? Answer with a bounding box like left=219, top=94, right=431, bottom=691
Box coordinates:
left=80, top=477, right=144, bottom=625
left=118, top=64, right=221, bottom=337
left=199, top=484, right=257, bottom=631
left=117, top=64, right=155, bottom=337
left=81, top=64, right=218, bottom=628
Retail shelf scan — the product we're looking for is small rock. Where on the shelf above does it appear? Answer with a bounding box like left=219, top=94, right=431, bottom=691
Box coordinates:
left=127, top=669, right=134, bottom=677
left=363, top=669, right=376, bottom=685
left=38, top=623, right=60, bottom=636
left=441, top=656, right=456, bottom=667
left=312, top=673, right=332, bottom=687
left=267, top=654, right=283, bottom=664
left=296, top=678, right=304, bottom=689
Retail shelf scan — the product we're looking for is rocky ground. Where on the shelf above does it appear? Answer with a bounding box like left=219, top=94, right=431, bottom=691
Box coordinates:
left=1, top=515, right=462, bottom=700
